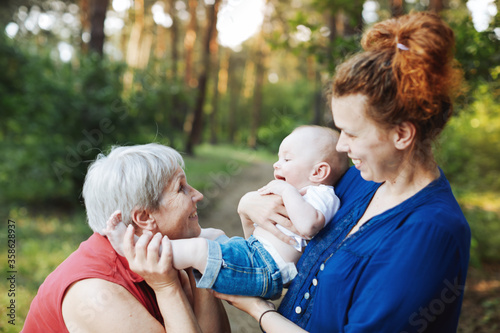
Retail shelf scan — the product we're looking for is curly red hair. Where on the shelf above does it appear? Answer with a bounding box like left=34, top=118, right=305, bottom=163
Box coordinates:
left=332, top=11, right=463, bottom=165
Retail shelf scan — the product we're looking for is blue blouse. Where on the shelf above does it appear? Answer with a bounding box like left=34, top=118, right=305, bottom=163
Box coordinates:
left=278, top=166, right=471, bottom=332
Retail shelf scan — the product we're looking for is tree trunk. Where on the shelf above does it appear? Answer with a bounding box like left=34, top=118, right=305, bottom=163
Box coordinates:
left=390, top=0, right=404, bottom=17
left=184, top=0, right=198, bottom=87
left=344, top=2, right=364, bottom=36
left=126, top=0, right=144, bottom=68
left=169, top=0, right=179, bottom=80
left=210, top=48, right=220, bottom=145
left=326, top=11, right=337, bottom=72
left=185, top=0, right=220, bottom=155
left=79, top=0, right=90, bottom=54
left=165, top=0, right=184, bottom=130
left=209, top=7, right=220, bottom=145
left=248, top=35, right=266, bottom=149
left=89, top=0, right=109, bottom=55
left=312, top=69, right=323, bottom=125
left=228, top=52, right=240, bottom=143
left=429, top=0, right=444, bottom=13
left=123, top=0, right=145, bottom=90
left=155, top=24, right=166, bottom=59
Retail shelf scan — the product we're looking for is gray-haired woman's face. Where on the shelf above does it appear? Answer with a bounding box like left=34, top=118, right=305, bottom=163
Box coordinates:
left=150, top=167, right=204, bottom=239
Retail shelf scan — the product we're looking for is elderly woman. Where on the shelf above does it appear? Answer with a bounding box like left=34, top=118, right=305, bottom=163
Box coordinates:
left=215, top=11, right=471, bottom=333
left=22, top=144, right=230, bottom=332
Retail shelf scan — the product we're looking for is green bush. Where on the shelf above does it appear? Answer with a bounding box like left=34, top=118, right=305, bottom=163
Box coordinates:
left=438, top=80, right=500, bottom=192
left=257, top=79, right=319, bottom=152
left=0, top=36, right=191, bottom=209
left=437, top=78, right=500, bottom=264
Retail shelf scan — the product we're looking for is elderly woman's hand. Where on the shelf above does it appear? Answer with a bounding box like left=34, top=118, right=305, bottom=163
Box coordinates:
left=123, top=225, right=180, bottom=291
left=238, top=191, right=297, bottom=245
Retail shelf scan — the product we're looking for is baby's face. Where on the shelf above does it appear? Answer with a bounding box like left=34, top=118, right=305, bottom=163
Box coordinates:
left=273, top=130, right=319, bottom=189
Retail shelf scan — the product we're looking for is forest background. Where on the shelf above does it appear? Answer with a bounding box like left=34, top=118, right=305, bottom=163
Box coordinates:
left=0, top=0, right=499, bottom=331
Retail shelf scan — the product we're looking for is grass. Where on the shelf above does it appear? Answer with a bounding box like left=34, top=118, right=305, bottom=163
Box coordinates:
left=1, top=144, right=498, bottom=332
left=1, top=209, right=91, bottom=331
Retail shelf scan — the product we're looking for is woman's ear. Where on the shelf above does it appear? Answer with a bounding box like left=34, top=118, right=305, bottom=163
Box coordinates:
left=393, top=121, right=416, bottom=150
left=309, top=162, right=332, bottom=184
left=131, top=208, right=156, bottom=232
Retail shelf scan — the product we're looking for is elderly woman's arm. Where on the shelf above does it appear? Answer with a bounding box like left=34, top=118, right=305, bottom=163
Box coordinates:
left=62, top=230, right=204, bottom=332
left=62, top=229, right=202, bottom=333
left=124, top=227, right=230, bottom=333
left=62, top=278, right=176, bottom=332
left=125, top=228, right=206, bottom=332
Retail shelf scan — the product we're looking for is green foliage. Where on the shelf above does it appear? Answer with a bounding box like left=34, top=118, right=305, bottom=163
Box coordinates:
left=125, top=65, right=192, bottom=147
left=446, top=10, right=500, bottom=85
left=0, top=35, right=192, bottom=208
left=323, top=35, right=361, bottom=74
left=438, top=81, right=500, bottom=191
left=0, top=35, right=128, bottom=206
left=437, top=78, right=500, bottom=265
left=256, top=80, right=318, bottom=152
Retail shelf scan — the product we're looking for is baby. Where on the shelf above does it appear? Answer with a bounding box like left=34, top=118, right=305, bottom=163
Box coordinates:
left=105, top=125, right=348, bottom=299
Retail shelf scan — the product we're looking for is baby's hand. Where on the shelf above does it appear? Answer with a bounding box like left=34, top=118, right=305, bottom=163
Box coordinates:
left=102, top=210, right=130, bottom=257
left=258, top=179, right=295, bottom=196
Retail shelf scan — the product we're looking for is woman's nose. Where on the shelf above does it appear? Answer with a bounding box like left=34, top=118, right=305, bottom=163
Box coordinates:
left=336, top=132, right=349, bottom=153
left=191, top=187, right=204, bottom=202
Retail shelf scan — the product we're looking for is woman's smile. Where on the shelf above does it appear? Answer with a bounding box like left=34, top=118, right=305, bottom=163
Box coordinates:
left=350, top=157, right=361, bottom=168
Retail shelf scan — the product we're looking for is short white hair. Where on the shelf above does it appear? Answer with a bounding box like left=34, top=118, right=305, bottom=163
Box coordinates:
left=82, top=143, right=184, bottom=233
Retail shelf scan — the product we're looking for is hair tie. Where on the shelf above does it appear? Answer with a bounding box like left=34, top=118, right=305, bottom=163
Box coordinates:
left=397, top=43, right=409, bottom=51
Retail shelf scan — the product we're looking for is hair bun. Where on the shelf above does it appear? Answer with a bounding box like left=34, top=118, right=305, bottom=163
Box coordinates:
left=332, top=11, right=463, bottom=167
left=361, top=17, right=399, bottom=52
left=362, top=12, right=460, bottom=121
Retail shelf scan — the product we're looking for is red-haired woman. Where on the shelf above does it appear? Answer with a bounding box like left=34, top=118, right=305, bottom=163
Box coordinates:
left=221, top=11, right=471, bottom=332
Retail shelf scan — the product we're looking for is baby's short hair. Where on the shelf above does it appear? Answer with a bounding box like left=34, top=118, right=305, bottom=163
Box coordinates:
left=293, top=125, right=349, bottom=185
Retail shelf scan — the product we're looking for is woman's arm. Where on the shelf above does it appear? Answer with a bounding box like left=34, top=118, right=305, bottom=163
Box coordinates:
left=212, top=291, right=308, bottom=333
left=61, top=223, right=200, bottom=333
left=62, top=278, right=170, bottom=333
left=186, top=268, right=231, bottom=333
left=237, top=191, right=297, bottom=244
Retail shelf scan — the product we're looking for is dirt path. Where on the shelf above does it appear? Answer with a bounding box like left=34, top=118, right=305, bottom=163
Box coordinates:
left=198, top=161, right=274, bottom=332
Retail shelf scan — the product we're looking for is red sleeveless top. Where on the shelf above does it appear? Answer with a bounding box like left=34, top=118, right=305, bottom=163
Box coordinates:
left=22, top=233, right=163, bottom=332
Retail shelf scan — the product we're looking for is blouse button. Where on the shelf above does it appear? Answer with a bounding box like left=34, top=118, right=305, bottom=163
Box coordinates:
left=304, top=292, right=310, bottom=300
left=320, top=263, right=325, bottom=271
left=312, top=278, right=318, bottom=286
left=295, top=306, right=302, bottom=314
